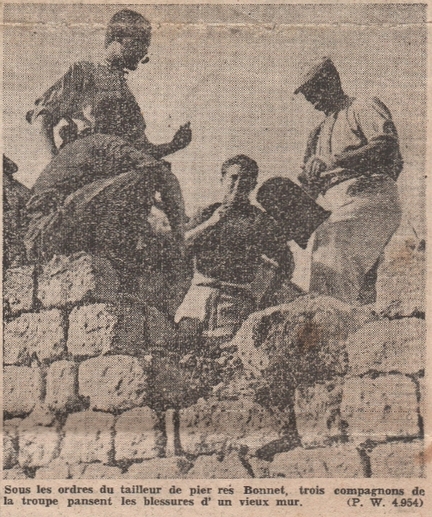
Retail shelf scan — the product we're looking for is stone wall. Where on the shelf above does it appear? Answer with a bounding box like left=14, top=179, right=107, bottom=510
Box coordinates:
left=3, top=243, right=426, bottom=479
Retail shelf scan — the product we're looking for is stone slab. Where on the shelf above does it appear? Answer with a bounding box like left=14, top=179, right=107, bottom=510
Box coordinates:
left=126, top=457, right=193, bottom=479
left=18, top=419, right=61, bottom=468
left=3, top=265, right=35, bottom=316
left=187, top=452, right=251, bottom=478
left=45, top=360, right=80, bottom=411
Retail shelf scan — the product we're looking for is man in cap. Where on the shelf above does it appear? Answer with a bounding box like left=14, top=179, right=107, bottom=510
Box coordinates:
left=26, top=9, right=191, bottom=269
left=294, top=57, right=403, bottom=305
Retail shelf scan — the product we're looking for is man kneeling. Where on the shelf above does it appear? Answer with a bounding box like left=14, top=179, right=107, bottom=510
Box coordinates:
left=175, top=155, right=293, bottom=347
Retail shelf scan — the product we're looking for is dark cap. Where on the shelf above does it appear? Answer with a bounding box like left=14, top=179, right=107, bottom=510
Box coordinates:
left=294, top=57, right=339, bottom=95
left=3, top=154, right=18, bottom=177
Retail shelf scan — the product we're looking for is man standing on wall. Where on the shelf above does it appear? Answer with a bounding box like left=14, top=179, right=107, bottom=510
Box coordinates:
left=294, top=57, right=403, bottom=305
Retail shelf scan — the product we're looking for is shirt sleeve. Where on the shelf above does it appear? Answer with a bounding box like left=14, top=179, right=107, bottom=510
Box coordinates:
left=351, top=97, right=399, bottom=144
left=28, top=62, right=91, bottom=126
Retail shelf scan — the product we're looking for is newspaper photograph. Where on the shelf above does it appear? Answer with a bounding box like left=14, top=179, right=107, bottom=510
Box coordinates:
left=2, top=2, right=430, bottom=516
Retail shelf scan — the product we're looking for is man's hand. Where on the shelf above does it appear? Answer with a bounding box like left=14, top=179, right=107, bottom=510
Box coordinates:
left=172, top=122, right=192, bottom=151
left=303, top=156, right=328, bottom=179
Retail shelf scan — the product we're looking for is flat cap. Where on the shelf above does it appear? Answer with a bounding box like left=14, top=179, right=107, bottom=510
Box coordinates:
left=294, top=57, right=338, bottom=95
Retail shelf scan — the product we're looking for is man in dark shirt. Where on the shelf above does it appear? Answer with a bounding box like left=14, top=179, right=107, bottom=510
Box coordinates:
left=175, top=155, right=293, bottom=344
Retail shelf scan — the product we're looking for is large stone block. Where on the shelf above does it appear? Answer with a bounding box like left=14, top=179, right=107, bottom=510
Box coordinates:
left=18, top=416, right=61, bottom=468
left=347, top=319, right=426, bottom=376
left=45, top=360, right=80, bottom=411
left=295, top=380, right=344, bottom=448
left=3, top=467, right=28, bottom=479
left=233, top=295, right=366, bottom=386
left=376, top=236, right=425, bottom=318
left=67, top=302, right=159, bottom=357
left=270, top=445, right=363, bottom=478
left=37, top=252, right=119, bottom=308
left=179, top=398, right=281, bottom=456
left=126, top=457, right=192, bottom=479
left=4, top=265, right=35, bottom=316
left=187, top=452, right=251, bottom=479
left=341, top=375, right=419, bottom=442
left=3, top=366, right=43, bottom=416
left=115, top=407, right=164, bottom=462
left=4, top=309, right=66, bottom=364
left=370, top=440, right=425, bottom=478
left=3, top=418, right=21, bottom=469
left=34, top=458, right=70, bottom=479
left=61, top=411, right=114, bottom=464
left=79, top=356, right=147, bottom=412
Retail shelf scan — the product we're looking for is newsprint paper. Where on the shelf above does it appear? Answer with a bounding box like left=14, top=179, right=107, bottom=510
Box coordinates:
left=1, top=1, right=431, bottom=516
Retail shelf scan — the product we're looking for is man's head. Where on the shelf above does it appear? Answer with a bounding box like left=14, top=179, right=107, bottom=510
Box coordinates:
left=105, top=9, right=151, bottom=71
left=294, top=57, right=344, bottom=114
left=220, top=155, right=258, bottom=205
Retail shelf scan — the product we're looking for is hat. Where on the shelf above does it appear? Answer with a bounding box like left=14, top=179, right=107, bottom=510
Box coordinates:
left=294, top=57, right=339, bottom=95
left=3, top=155, right=18, bottom=177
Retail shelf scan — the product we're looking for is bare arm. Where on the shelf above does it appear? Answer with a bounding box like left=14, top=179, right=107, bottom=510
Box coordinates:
left=135, top=122, right=192, bottom=160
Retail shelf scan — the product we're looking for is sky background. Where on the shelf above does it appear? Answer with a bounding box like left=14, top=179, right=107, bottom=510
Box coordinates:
left=3, top=4, right=427, bottom=240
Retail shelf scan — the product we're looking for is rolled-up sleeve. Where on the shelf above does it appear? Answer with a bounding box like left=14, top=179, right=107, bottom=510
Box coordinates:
left=353, top=97, right=399, bottom=144
left=27, top=62, right=88, bottom=126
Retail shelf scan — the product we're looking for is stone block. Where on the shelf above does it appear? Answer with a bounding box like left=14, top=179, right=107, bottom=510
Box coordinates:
left=270, top=445, right=363, bottom=478
left=45, top=360, right=79, bottom=411
left=341, top=375, right=419, bottom=442
left=67, top=302, right=149, bottom=357
left=347, top=319, right=426, bottom=376
left=3, top=265, right=35, bottom=316
left=79, top=355, right=147, bottom=412
left=248, top=457, right=271, bottom=478
left=376, top=236, right=425, bottom=318
left=4, top=309, right=66, bottom=364
left=34, top=458, right=70, bottom=479
left=18, top=416, right=61, bottom=468
left=187, top=452, right=251, bottom=478
left=233, top=295, right=355, bottom=385
left=3, top=366, right=43, bottom=416
left=115, top=407, right=164, bottom=462
left=72, top=464, right=123, bottom=479
left=61, top=411, right=114, bottom=464
left=126, top=457, right=192, bottom=479
left=295, top=380, right=344, bottom=448
left=38, top=252, right=119, bottom=308
left=3, top=419, right=22, bottom=469
left=370, top=440, right=425, bottom=478
left=179, top=398, right=281, bottom=456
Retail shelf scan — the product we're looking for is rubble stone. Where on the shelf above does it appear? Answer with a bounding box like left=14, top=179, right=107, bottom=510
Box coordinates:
left=126, top=457, right=192, bottom=479
left=233, top=295, right=358, bottom=385
left=61, top=411, right=114, bottom=464
left=115, top=407, right=164, bottom=462
left=45, top=360, right=79, bottom=411
left=79, top=355, right=147, bottom=412
left=67, top=302, right=149, bottom=357
left=341, top=375, right=419, bottom=442
left=370, top=440, right=425, bottom=478
left=3, top=366, right=43, bottom=416
left=38, top=252, right=119, bottom=308
left=270, top=445, right=363, bottom=478
left=179, top=398, right=281, bottom=456
left=295, top=380, right=344, bottom=448
left=4, top=309, right=66, bottom=364
left=4, top=265, right=35, bottom=316
left=347, top=319, right=425, bottom=376
left=3, top=467, right=28, bottom=479
left=187, top=452, right=251, bottom=478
